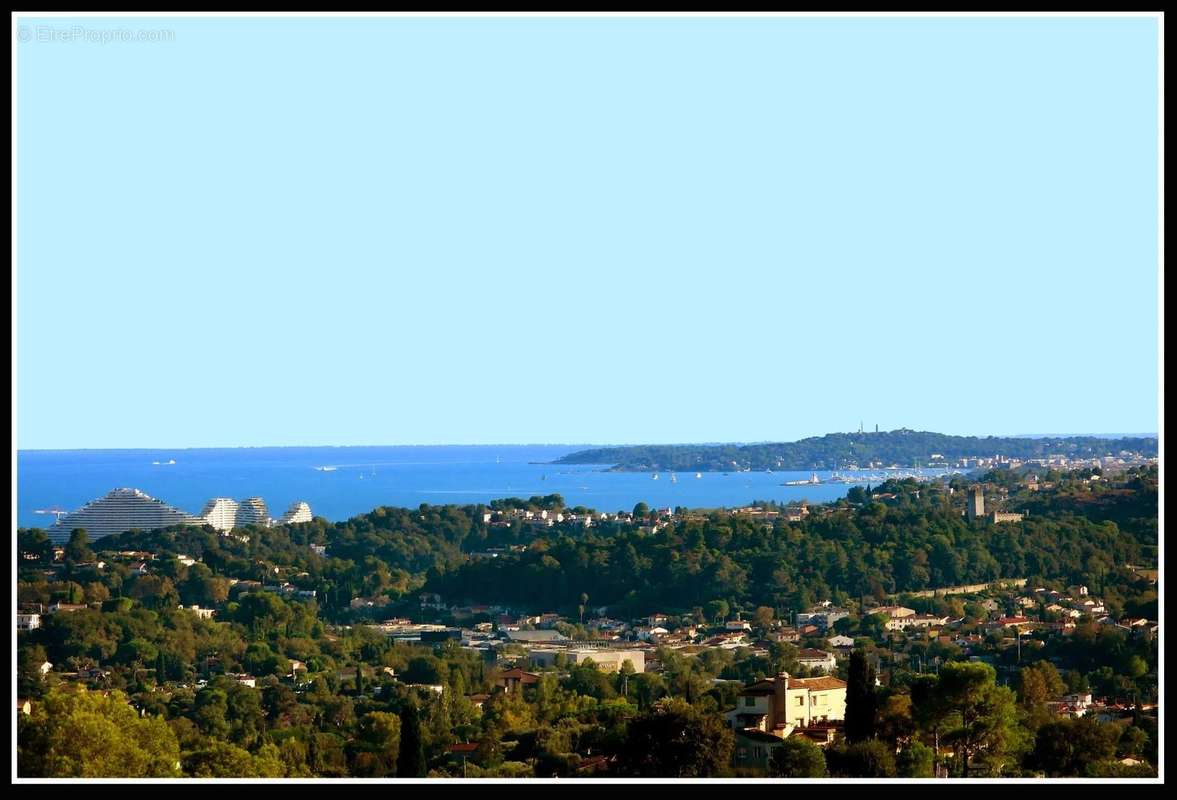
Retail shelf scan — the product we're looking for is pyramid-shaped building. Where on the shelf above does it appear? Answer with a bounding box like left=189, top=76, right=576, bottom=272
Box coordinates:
left=48, top=487, right=204, bottom=543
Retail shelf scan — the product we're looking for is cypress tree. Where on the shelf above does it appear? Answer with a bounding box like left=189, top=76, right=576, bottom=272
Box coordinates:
left=397, top=702, right=426, bottom=777
left=845, top=649, right=878, bottom=743
left=308, top=730, right=321, bottom=775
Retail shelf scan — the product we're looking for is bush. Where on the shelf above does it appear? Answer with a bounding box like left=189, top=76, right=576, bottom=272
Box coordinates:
left=825, top=740, right=897, bottom=778
left=769, top=737, right=828, bottom=777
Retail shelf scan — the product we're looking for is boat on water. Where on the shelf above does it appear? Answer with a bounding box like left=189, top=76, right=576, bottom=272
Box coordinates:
left=652, top=474, right=659, bottom=480
left=695, top=472, right=702, bottom=479
left=670, top=473, right=677, bottom=483
left=783, top=472, right=822, bottom=487
left=152, top=459, right=176, bottom=465
left=314, top=466, right=338, bottom=472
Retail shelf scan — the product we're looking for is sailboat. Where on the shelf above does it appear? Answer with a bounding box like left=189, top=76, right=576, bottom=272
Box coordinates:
left=670, top=473, right=677, bottom=483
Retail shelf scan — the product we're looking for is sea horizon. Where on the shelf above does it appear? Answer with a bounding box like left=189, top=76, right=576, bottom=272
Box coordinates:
left=16, top=444, right=964, bottom=530
left=15, top=429, right=1159, bottom=453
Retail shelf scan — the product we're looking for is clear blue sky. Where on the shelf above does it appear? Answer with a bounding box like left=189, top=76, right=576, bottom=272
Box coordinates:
left=16, top=15, right=1160, bottom=449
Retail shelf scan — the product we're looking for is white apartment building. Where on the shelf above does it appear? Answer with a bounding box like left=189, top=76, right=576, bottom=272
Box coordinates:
left=278, top=501, right=313, bottom=525
left=235, top=497, right=272, bottom=527
left=48, top=488, right=204, bottom=543
left=200, top=498, right=241, bottom=532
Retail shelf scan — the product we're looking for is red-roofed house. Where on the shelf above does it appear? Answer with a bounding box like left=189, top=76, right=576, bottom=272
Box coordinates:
left=495, top=668, right=540, bottom=694
left=724, top=672, right=848, bottom=734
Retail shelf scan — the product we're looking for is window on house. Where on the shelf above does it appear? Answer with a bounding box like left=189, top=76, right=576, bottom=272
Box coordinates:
left=796, top=696, right=805, bottom=706
left=744, top=696, right=756, bottom=707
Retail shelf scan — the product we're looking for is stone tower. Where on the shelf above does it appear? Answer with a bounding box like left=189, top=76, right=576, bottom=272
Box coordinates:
left=967, top=486, right=985, bottom=522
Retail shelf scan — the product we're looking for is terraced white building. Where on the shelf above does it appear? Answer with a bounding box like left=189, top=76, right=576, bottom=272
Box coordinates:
left=48, top=488, right=204, bottom=543
left=199, top=498, right=241, bottom=532
left=48, top=489, right=313, bottom=540
left=278, top=501, right=313, bottom=525
left=235, top=497, right=272, bottom=527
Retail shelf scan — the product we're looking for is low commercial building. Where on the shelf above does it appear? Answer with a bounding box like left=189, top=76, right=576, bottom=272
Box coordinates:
left=529, top=648, right=646, bottom=673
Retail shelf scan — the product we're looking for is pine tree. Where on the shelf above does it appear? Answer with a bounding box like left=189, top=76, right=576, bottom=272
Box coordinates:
left=845, top=650, right=878, bottom=743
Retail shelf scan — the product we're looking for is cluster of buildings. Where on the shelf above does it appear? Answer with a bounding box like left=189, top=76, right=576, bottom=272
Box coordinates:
left=354, top=596, right=857, bottom=683
left=44, top=488, right=313, bottom=543
left=482, top=508, right=626, bottom=529
left=482, top=507, right=681, bottom=531
left=937, top=451, right=1156, bottom=473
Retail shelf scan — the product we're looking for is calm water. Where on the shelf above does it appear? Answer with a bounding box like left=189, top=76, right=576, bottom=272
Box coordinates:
left=16, top=446, right=958, bottom=530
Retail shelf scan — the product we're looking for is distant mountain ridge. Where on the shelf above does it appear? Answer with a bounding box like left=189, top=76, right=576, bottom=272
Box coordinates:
left=552, top=429, right=1159, bottom=472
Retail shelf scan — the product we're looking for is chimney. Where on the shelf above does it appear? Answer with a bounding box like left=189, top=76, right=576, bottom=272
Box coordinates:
left=773, top=672, right=790, bottom=728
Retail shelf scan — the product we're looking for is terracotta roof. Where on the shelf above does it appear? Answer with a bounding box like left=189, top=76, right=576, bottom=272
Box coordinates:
left=736, top=729, right=787, bottom=744
left=448, top=742, right=479, bottom=754
left=797, top=648, right=833, bottom=659
left=498, top=668, right=539, bottom=682
left=790, top=676, right=847, bottom=691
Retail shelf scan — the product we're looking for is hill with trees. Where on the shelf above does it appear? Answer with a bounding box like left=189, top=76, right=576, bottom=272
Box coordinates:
left=551, top=430, right=1158, bottom=471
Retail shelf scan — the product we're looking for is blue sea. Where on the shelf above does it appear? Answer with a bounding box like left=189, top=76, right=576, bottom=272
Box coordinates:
left=16, top=446, right=958, bottom=530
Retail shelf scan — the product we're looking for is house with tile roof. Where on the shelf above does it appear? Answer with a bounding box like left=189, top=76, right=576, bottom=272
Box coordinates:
left=495, top=667, right=540, bottom=694
left=724, top=672, right=848, bottom=735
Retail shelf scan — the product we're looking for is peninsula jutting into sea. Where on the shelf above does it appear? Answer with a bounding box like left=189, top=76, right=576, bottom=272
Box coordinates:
left=553, top=429, right=1160, bottom=472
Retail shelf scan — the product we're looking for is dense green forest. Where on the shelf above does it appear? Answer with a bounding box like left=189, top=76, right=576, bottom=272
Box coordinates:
left=16, top=467, right=1159, bottom=778
left=427, top=471, right=1158, bottom=619
left=552, top=430, right=1158, bottom=471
